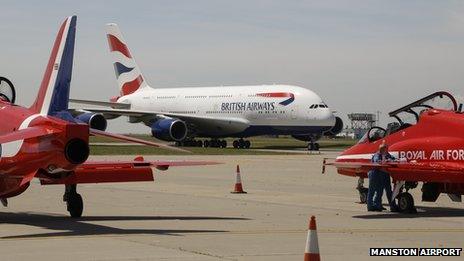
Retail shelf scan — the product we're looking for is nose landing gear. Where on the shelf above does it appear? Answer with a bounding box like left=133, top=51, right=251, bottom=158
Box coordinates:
left=308, top=142, right=320, bottom=151
left=356, top=177, right=368, bottom=204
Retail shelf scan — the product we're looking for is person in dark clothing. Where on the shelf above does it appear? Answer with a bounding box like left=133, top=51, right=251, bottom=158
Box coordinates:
left=367, top=167, right=382, bottom=211
left=381, top=168, right=399, bottom=212
left=367, top=143, right=397, bottom=211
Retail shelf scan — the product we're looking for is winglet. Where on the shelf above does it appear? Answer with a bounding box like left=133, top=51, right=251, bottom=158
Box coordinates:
left=29, top=15, right=77, bottom=116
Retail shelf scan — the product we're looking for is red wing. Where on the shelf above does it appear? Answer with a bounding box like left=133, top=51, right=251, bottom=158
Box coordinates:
left=81, top=159, right=220, bottom=171
left=150, top=160, right=220, bottom=167
left=0, top=126, right=59, bottom=143
left=325, top=159, right=464, bottom=183
left=40, top=161, right=154, bottom=185
left=90, top=128, right=189, bottom=153
left=39, top=158, right=221, bottom=185
left=326, top=161, right=392, bottom=171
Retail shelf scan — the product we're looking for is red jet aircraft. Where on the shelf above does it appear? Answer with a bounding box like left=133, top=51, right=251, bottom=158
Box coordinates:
left=323, top=91, right=464, bottom=213
left=0, top=16, right=216, bottom=217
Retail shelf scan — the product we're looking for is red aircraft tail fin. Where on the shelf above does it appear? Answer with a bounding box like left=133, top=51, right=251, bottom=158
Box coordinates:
left=29, top=16, right=76, bottom=115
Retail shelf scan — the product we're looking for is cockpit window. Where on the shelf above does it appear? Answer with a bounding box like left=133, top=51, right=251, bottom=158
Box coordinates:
left=357, top=127, right=386, bottom=144
left=357, top=92, right=457, bottom=143
left=357, top=132, right=369, bottom=144
left=310, top=104, right=328, bottom=109
left=385, top=122, right=401, bottom=136
left=389, top=91, right=457, bottom=126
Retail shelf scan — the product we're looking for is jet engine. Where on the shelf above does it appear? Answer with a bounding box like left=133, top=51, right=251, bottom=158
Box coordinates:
left=324, top=116, right=343, bottom=136
left=151, top=118, right=187, bottom=141
left=64, top=138, right=90, bottom=164
left=0, top=77, right=16, bottom=103
left=75, top=112, right=108, bottom=131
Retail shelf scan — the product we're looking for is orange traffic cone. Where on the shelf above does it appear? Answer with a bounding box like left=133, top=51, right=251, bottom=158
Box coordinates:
left=304, top=216, right=320, bottom=261
left=231, top=165, right=247, bottom=194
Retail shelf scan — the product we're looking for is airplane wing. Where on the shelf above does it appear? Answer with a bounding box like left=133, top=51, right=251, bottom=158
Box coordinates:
left=70, top=106, right=251, bottom=136
left=0, top=126, right=60, bottom=144
left=89, top=128, right=189, bottom=153
left=323, top=160, right=394, bottom=172
left=39, top=157, right=220, bottom=185
left=70, top=98, right=130, bottom=109
left=324, top=159, right=464, bottom=183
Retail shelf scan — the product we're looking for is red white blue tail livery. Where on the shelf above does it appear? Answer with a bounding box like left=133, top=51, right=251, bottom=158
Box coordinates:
left=106, top=23, right=148, bottom=96
left=30, top=16, right=76, bottom=115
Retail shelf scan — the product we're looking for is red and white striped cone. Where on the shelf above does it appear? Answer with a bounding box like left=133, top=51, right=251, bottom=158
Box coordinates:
left=231, top=165, right=247, bottom=194
left=304, top=216, right=320, bottom=261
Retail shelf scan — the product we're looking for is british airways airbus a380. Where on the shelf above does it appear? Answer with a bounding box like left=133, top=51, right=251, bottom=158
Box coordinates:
left=71, top=23, right=343, bottom=150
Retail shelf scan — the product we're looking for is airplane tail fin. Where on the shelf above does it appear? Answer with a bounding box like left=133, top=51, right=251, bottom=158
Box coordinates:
left=106, top=23, right=149, bottom=97
left=29, top=15, right=77, bottom=116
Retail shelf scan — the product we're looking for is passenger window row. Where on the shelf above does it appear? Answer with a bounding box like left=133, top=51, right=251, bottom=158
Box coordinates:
left=184, top=95, right=233, bottom=98
left=210, top=94, right=232, bottom=98
left=185, top=95, right=207, bottom=98
left=169, top=111, right=195, bottom=114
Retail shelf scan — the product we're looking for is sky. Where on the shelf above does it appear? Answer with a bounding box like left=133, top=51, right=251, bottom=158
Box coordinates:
left=1, top=0, right=464, bottom=133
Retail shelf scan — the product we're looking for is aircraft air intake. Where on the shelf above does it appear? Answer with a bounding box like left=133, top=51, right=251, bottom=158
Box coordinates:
left=151, top=118, right=188, bottom=141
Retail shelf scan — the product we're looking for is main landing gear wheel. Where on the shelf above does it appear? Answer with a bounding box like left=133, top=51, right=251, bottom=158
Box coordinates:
left=358, top=187, right=369, bottom=204
left=233, top=139, right=251, bottom=149
left=177, top=139, right=204, bottom=147
left=67, top=193, right=83, bottom=218
left=203, top=139, right=226, bottom=148
left=64, top=184, right=84, bottom=218
left=397, top=192, right=416, bottom=213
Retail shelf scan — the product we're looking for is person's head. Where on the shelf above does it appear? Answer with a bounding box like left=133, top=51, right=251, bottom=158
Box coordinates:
left=379, top=142, right=388, bottom=154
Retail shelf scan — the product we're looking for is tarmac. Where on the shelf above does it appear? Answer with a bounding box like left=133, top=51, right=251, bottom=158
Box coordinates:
left=1, top=152, right=464, bottom=260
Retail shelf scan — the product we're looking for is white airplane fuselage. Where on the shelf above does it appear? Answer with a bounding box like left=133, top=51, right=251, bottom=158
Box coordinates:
left=118, top=84, right=336, bottom=138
